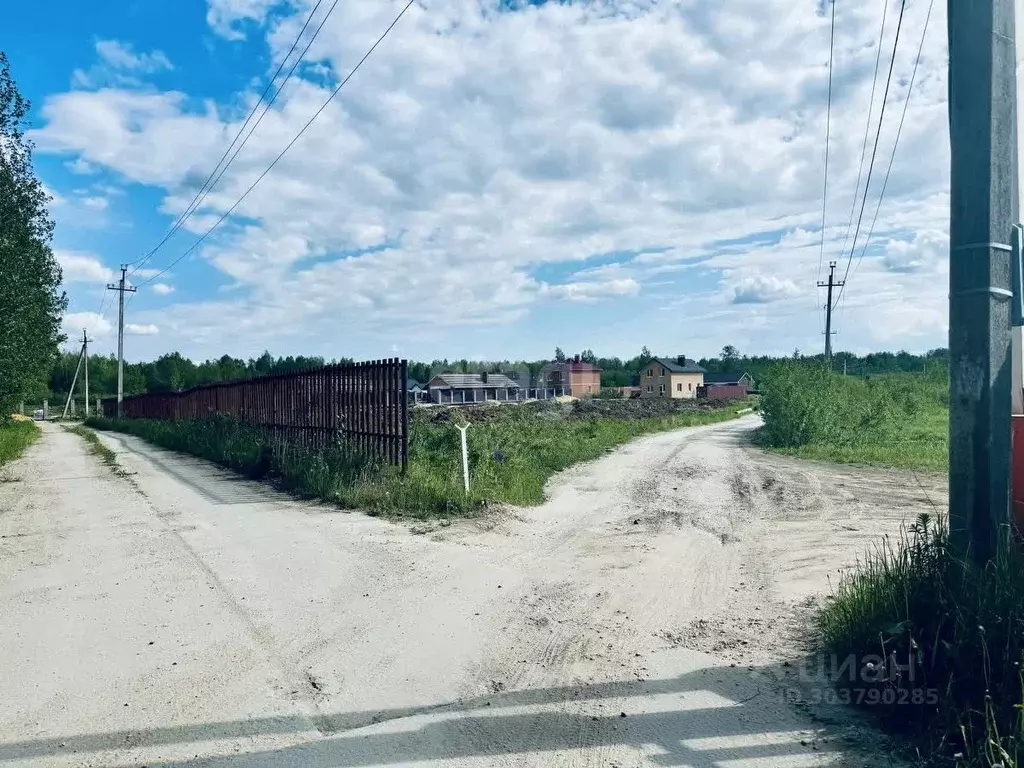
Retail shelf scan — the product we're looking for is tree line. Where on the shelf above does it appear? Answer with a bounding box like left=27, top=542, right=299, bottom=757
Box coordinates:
left=34, top=345, right=951, bottom=404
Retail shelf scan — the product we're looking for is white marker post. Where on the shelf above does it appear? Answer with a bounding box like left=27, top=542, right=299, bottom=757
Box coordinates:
left=457, top=423, right=470, bottom=494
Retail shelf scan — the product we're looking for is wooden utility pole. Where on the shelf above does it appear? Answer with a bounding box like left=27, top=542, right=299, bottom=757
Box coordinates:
left=106, top=265, right=136, bottom=418
left=817, top=261, right=844, bottom=365
left=948, top=0, right=1018, bottom=562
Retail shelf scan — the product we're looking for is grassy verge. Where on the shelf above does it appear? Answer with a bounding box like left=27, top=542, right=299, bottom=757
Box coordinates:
left=0, top=419, right=39, bottom=467
left=756, top=362, right=948, bottom=471
left=62, top=424, right=120, bottom=471
left=819, top=514, right=1023, bottom=765
left=85, top=398, right=751, bottom=518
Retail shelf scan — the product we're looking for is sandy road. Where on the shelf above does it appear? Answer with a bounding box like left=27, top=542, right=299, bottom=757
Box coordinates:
left=0, top=416, right=945, bottom=767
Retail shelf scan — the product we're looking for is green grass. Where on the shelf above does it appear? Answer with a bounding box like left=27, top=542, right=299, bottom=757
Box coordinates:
left=819, top=514, right=1024, bottom=766
left=62, top=424, right=120, bottom=471
left=85, top=397, right=751, bottom=518
left=0, top=419, right=39, bottom=466
left=757, top=362, right=948, bottom=471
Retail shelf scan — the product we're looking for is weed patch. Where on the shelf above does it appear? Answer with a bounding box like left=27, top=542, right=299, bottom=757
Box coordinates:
left=63, top=425, right=125, bottom=475
left=0, top=419, right=38, bottom=466
left=757, top=363, right=947, bottom=471
left=819, top=515, right=1024, bottom=765
left=86, top=398, right=750, bottom=518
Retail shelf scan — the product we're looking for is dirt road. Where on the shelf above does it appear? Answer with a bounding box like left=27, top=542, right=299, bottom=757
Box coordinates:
left=0, top=417, right=944, bottom=767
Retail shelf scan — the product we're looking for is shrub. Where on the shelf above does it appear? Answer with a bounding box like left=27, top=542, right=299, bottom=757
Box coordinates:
left=819, top=515, right=1024, bottom=764
left=0, top=419, right=38, bottom=466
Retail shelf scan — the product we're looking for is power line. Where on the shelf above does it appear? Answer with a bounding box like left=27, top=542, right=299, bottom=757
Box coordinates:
left=833, top=0, right=908, bottom=306
left=845, top=0, right=935, bottom=286
left=815, top=0, right=837, bottom=327
left=836, top=0, right=889, bottom=262
left=135, top=0, right=416, bottom=290
left=128, top=0, right=328, bottom=277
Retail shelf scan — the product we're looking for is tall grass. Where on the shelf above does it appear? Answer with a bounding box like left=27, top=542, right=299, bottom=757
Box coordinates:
left=85, top=398, right=749, bottom=518
left=0, top=419, right=38, bottom=466
left=819, top=515, right=1024, bottom=765
left=757, top=362, right=948, bottom=471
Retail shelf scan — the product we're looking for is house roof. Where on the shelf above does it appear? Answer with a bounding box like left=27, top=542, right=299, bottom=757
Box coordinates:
left=642, top=357, right=708, bottom=375
left=428, top=373, right=521, bottom=389
left=541, top=360, right=602, bottom=372
left=703, top=372, right=752, bottom=385
left=406, top=378, right=424, bottom=391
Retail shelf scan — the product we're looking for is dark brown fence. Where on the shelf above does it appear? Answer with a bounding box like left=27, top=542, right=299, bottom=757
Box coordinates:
left=102, top=359, right=408, bottom=470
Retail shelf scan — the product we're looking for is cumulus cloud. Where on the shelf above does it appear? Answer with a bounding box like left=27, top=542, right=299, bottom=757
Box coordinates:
left=730, top=275, right=802, bottom=305
left=126, top=323, right=160, bottom=335
left=151, top=283, right=175, bottom=295
left=56, top=250, right=113, bottom=283
left=32, top=0, right=951, bottom=359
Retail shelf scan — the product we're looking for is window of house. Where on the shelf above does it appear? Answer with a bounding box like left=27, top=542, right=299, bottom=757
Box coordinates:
left=646, top=385, right=653, bottom=393
left=689, top=383, right=693, bottom=391
left=661, top=367, right=667, bottom=376
left=676, top=383, right=682, bottom=392
left=647, top=368, right=653, bottom=377
left=659, top=383, right=666, bottom=395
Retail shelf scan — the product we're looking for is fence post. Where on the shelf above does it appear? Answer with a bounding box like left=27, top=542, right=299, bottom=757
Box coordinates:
left=457, top=423, right=470, bottom=494
left=43, top=399, right=48, bottom=419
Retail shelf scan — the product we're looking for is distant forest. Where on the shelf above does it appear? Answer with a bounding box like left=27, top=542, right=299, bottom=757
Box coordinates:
left=33, top=345, right=950, bottom=403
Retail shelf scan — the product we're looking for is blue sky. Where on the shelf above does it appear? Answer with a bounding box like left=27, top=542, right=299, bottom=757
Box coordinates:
left=8, top=0, right=950, bottom=364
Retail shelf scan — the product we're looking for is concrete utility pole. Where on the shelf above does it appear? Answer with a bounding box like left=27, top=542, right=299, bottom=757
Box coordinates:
left=106, top=265, right=136, bottom=418
left=81, top=328, right=94, bottom=418
left=948, top=0, right=1018, bottom=562
left=817, top=261, right=844, bottom=365
left=61, top=342, right=85, bottom=420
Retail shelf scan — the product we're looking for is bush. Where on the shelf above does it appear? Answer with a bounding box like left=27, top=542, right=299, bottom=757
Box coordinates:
left=819, top=515, right=1024, bottom=765
left=757, top=362, right=948, bottom=470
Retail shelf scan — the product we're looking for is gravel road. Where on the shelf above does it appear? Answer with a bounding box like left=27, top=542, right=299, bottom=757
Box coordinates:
left=0, top=416, right=945, bottom=767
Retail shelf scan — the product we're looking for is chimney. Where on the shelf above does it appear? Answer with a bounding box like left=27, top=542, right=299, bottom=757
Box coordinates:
left=574, top=354, right=581, bottom=363
left=677, top=355, right=686, bottom=366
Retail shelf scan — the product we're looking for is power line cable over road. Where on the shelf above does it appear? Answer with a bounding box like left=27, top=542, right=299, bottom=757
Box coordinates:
left=128, top=0, right=329, bottom=277
left=135, top=0, right=416, bottom=290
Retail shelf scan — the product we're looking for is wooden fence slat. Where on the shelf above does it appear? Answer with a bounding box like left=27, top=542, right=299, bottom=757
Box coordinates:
left=110, top=358, right=408, bottom=468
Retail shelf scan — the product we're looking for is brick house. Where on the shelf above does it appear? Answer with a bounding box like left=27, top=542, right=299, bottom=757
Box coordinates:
left=539, top=356, right=602, bottom=398
left=638, top=356, right=707, bottom=399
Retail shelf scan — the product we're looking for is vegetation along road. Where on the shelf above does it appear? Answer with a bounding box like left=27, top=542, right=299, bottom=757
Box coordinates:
left=0, top=415, right=945, bottom=767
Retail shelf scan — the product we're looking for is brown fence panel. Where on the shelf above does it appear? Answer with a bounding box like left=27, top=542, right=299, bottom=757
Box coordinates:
left=101, top=358, right=408, bottom=469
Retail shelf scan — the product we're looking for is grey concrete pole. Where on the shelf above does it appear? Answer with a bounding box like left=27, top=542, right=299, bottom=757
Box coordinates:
left=948, top=0, right=1018, bottom=562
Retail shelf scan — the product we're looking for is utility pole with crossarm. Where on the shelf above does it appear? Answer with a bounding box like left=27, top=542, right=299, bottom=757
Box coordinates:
left=818, top=261, right=844, bottom=366
left=106, top=265, right=136, bottom=418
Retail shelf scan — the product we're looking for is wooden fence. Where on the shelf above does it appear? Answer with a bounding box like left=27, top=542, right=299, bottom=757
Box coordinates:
left=102, top=359, right=408, bottom=471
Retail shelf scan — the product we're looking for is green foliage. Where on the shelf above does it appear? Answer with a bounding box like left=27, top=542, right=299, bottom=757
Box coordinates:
left=0, top=419, right=37, bottom=466
left=86, top=398, right=748, bottom=518
left=63, top=424, right=119, bottom=470
left=0, top=52, right=67, bottom=416
left=757, top=362, right=948, bottom=471
left=819, top=515, right=1024, bottom=765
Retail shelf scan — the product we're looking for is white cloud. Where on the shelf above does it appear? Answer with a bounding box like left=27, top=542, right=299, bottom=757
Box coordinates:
left=543, top=278, right=641, bottom=302
left=207, top=0, right=279, bottom=40
left=56, top=250, right=113, bottom=283
left=730, top=275, right=803, bottom=305
left=81, top=196, right=109, bottom=212
left=126, top=323, right=160, bottom=335
left=63, top=312, right=113, bottom=338
left=72, top=40, right=172, bottom=89
left=33, top=0, right=952, bottom=360
left=151, top=283, right=176, bottom=295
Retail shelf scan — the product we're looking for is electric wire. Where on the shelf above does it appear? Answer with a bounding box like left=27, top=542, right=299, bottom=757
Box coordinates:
left=134, top=0, right=416, bottom=290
